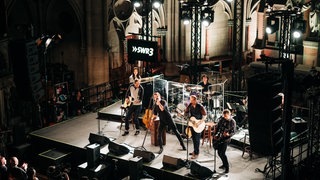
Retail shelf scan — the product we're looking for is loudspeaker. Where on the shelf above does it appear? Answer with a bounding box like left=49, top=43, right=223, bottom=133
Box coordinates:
left=108, top=141, right=130, bottom=156
left=9, top=40, right=43, bottom=101
left=162, top=155, right=184, bottom=170
left=129, top=156, right=143, bottom=180
left=88, top=133, right=110, bottom=146
left=133, top=149, right=155, bottom=163
left=190, top=161, right=213, bottom=179
left=86, top=143, right=100, bottom=168
left=248, top=73, right=283, bottom=156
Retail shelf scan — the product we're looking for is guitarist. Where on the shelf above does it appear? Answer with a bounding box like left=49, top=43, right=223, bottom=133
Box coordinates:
left=122, top=79, right=144, bottom=136
left=185, top=95, right=207, bottom=159
left=213, top=109, right=236, bottom=173
left=151, top=92, right=186, bottom=154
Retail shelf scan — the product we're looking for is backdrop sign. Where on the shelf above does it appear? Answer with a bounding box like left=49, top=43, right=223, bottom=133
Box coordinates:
left=127, top=39, right=158, bottom=63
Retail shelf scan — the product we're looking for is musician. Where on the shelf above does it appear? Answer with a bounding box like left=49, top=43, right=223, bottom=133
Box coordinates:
left=198, top=74, right=211, bottom=108
left=151, top=92, right=186, bottom=154
left=185, top=95, right=207, bottom=159
left=129, top=67, right=142, bottom=84
left=213, top=109, right=236, bottom=173
left=198, top=74, right=211, bottom=92
left=122, top=79, right=144, bottom=136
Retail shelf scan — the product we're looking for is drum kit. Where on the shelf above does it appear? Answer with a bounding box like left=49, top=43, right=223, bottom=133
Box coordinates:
left=169, top=82, right=224, bottom=122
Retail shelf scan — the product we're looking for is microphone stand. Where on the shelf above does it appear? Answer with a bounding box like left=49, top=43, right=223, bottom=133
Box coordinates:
left=136, top=96, right=153, bottom=151
left=184, top=105, right=192, bottom=167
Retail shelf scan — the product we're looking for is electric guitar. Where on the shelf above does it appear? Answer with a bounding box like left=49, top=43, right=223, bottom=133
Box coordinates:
left=212, top=130, right=228, bottom=148
left=188, top=117, right=206, bottom=133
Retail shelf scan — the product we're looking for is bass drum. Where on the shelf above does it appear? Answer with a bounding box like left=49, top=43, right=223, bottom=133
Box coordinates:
left=113, top=0, right=134, bottom=21
left=176, top=103, right=186, bottom=114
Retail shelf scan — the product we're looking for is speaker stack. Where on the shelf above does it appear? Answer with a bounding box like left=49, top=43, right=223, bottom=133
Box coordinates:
left=86, top=143, right=100, bottom=168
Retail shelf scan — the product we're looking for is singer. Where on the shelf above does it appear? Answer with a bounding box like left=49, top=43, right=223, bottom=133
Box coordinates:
left=151, top=92, right=186, bottom=154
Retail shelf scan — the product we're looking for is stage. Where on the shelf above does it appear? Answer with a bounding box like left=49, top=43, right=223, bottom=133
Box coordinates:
left=29, top=101, right=267, bottom=179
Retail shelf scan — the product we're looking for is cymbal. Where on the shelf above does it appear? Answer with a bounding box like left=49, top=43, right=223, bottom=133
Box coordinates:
left=190, top=85, right=203, bottom=90
left=171, top=83, right=184, bottom=88
left=204, top=91, right=221, bottom=96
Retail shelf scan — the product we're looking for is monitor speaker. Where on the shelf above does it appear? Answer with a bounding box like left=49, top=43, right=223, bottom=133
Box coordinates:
left=133, top=149, right=155, bottom=163
left=190, top=161, right=213, bottom=179
left=108, top=141, right=130, bottom=156
left=86, top=143, right=100, bottom=168
left=88, top=133, right=110, bottom=146
left=162, top=155, right=185, bottom=170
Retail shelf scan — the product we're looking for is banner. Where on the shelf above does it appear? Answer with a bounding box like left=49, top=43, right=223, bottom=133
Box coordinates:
left=127, top=39, right=158, bottom=63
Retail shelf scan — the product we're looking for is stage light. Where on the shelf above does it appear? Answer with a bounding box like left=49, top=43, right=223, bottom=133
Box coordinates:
left=202, top=17, right=211, bottom=27
left=182, top=13, right=191, bottom=25
left=201, top=7, right=214, bottom=27
left=292, top=19, right=306, bottom=39
left=266, top=16, right=279, bottom=34
left=152, top=0, right=162, bottom=8
left=132, top=0, right=142, bottom=8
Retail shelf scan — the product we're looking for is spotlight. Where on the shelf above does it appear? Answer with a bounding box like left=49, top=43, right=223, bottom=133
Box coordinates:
left=181, top=5, right=191, bottom=25
left=152, top=0, right=162, bottom=8
left=266, top=16, right=279, bottom=34
left=201, top=7, right=214, bottom=27
left=202, top=17, right=211, bottom=27
left=182, top=13, right=191, bottom=25
left=132, top=0, right=142, bottom=8
left=292, top=19, right=306, bottom=39
left=292, top=31, right=302, bottom=38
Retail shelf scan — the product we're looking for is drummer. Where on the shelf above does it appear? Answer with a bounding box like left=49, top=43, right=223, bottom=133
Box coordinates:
left=198, top=74, right=211, bottom=92
left=198, top=74, right=211, bottom=107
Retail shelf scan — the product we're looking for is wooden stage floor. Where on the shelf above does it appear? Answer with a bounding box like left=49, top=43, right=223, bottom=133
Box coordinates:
left=29, top=101, right=268, bottom=179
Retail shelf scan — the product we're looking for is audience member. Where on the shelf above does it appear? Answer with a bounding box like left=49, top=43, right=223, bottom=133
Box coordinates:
left=0, top=155, right=8, bottom=180
left=27, top=167, right=39, bottom=180
left=8, top=156, right=28, bottom=180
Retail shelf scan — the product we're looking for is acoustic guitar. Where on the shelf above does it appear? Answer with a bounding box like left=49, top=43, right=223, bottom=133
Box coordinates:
left=123, top=96, right=133, bottom=108
left=188, top=116, right=206, bottom=133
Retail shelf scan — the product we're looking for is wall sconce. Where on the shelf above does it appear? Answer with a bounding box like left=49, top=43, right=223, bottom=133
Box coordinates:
left=266, top=16, right=279, bottom=34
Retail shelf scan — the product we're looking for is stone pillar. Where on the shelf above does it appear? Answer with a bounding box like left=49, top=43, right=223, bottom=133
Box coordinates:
left=85, top=0, right=108, bottom=86
left=303, top=40, right=319, bottom=66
